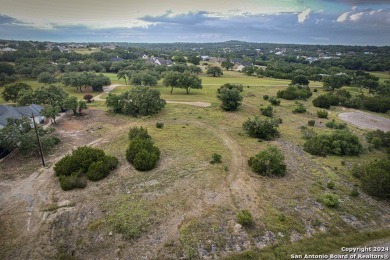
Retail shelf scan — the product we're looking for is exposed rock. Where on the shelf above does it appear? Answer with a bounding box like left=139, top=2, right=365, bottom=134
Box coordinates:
left=254, top=231, right=276, bottom=249
left=290, top=230, right=302, bottom=242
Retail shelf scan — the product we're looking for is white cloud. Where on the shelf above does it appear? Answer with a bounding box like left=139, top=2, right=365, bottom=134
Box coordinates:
left=337, top=12, right=350, bottom=22
left=298, top=8, right=311, bottom=23
left=350, top=12, right=364, bottom=21
left=352, top=6, right=358, bottom=11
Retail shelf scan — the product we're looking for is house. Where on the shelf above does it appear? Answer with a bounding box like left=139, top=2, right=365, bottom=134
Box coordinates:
left=200, top=56, right=210, bottom=61
left=0, top=104, right=45, bottom=129
left=103, top=45, right=116, bottom=50
left=1, top=47, right=17, bottom=52
left=146, top=57, right=173, bottom=66
left=142, top=54, right=149, bottom=59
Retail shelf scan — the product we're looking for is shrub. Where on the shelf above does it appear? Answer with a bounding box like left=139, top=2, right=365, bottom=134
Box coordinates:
left=128, top=127, right=151, bottom=141
left=366, top=130, right=390, bottom=149
left=350, top=186, right=359, bottom=197
left=263, top=95, right=269, bottom=100
left=303, top=130, right=362, bottom=156
left=293, top=103, right=306, bottom=113
left=243, top=117, right=280, bottom=140
left=312, top=93, right=339, bottom=109
left=217, top=84, right=243, bottom=111
left=317, top=110, right=328, bottom=119
left=248, top=146, right=286, bottom=176
left=156, top=122, right=164, bottom=129
left=277, top=85, right=312, bottom=100
left=327, top=181, right=335, bottom=189
left=268, top=96, right=281, bottom=106
left=300, top=126, right=317, bottom=140
left=126, top=137, right=160, bottom=171
left=236, top=210, right=253, bottom=226
left=87, top=160, right=110, bottom=181
left=325, top=119, right=347, bottom=129
left=210, top=153, right=222, bottom=164
left=360, top=159, right=390, bottom=199
left=59, top=172, right=87, bottom=191
left=291, top=75, right=309, bottom=86
left=104, top=156, right=119, bottom=170
left=363, top=96, right=390, bottom=113
left=313, top=88, right=318, bottom=92
left=308, top=120, right=315, bottom=126
left=321, top=193, right=339, bottom=208
left=351, top=163, right=365, bottom=179
left=54, top=146, right=117, bottom=190
left=132, top=149, right=160, bottom=171
left=260, top=105, right=273, bottom=117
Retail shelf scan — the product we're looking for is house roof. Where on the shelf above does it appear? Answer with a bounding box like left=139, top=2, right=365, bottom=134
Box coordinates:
left=0, top=104, right=43, bottom=128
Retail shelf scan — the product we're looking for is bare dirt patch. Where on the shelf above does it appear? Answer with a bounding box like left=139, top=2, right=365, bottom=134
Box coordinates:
left=339, top=110, right=390, bottom=131
left=166, top=101, right=211, bottom=107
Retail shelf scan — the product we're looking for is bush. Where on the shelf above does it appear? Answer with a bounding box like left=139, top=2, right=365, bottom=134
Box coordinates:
left=363, top=96, right=390, bottom=113
left=313, top=88, right=318, bottom=92
left=83, top=93, right=94, bottom=103
left=291, top=75, right=309, bottom=86
left=300, top=126, right=317, bottom=140
left=59, top=172, right=87, bottom=191
left=303, top=130, right=362, bottom=156
left=277, top=85, right=312, bottom=100
left=132, top=149, right=160, bottom=171
left=210, top=153, right=222, bottom=164
left=268, top=96, right=280, bottom=106
left=263, top=95, right=269, bottom=100
left=260, top=105, right=273, bottom=117
left=156, top=122, right=164, bottom=129
left=308, top=120, right=315, bottom=126
left=126, top=137, right=160, bottom=171
left=87, top=160, right=110, bottom=181
left=312, top=93, right=339, bottom=109
left=351, top=163, right=365, bottom=179
left=321, top=193, right=339, bottom=208
left=54, top=146, right=117, bottom=190
left=360, top=159, right=390, bottom=199
left=325, top=119, right=347, bottom=129
left=236, top=210, right=253, bottom=226
left=293, top=103, right=306, bottom=113
left=128, top=127, right=151, bottom=141
left=327, top=181, right=335, bottom=189
left=243, top=117, right=280, bottom=140
left=248, top=146, right=286, bottom=176
left=317, top=110, right=328, bottom=119
left=350, top=186, right=359, bottom=197
left=366, top=130, right=390, bottom=149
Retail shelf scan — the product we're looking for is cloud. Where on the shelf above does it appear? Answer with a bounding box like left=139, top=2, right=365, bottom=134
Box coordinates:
left=298, top=8, right=311, bottom=23
left=139, top=11, right=219, bottom=25
left=337, top=12, right=350, bottom=22
left=0, top=14, right=21, bottom=24
left=350, top=12, right=364, bottom=21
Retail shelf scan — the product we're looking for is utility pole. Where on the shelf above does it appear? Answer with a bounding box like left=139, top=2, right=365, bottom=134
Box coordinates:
left=32, top=113, right=45, bottom=167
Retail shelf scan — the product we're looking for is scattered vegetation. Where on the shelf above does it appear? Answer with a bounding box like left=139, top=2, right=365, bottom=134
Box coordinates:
left=308, top=120, right=315, bottom=126
left=277, top=85, right=312, bottom=100
left=210, top=153, right=222, bottom=164
left=260, top=105, right=273, bottom=117
left=293, top=103, right=306, bottom=113
left=236, top=210, right=253, bottom=226
left=317, top=110, right=328, bottom=119
left=321, top=193, right=339, bottom=208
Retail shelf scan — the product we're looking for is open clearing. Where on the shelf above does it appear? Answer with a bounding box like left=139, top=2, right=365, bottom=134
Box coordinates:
left=339, top=110, right=390, bottom=131
left=1, top=72, right=390, bottom=259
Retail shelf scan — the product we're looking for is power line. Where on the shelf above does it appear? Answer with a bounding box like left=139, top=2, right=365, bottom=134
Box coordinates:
left=32, top=113, right=45, bottom=167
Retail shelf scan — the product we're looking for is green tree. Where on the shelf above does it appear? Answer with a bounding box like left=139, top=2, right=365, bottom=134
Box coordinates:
left=63, top=96, right=78, bottom=115
left=206, top=66, right=223, bottom=77
left=291, top=75, right=309, bottom=85
left=2, top=83, right=32, bottom=102
left=78, top=100, right=87, bottom=114
left=217, top=85, right=243, bottom=111
left=187, top=55, right=201, bottom=65
left=37, top=72, right=57, bottom=84
left=41, top=105, right=60, bottom=123
left=106, top=87, right=165, bottom=116
left=221, top=61, right=234, bottom=71
left=360, top=159, right=390, bottom=199
left=243, top=117, right=280, bottom=140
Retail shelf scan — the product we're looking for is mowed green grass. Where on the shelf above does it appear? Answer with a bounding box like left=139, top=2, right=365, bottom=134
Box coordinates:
left=368, top=71, right=390, bottom=82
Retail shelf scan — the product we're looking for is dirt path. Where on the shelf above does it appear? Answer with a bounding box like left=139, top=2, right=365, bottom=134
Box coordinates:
left=166, top=101, right=211, bottom=107
left=94, top=84, right=123, bottom=101
left=339, top=110, right=390, bottom=131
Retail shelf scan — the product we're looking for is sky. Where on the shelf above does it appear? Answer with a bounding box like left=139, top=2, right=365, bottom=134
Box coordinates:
left=0, top=0, right=389, bottom=45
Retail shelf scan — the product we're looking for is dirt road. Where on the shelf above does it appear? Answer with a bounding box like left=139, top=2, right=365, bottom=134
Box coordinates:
left=339, top=110, right=390, bottom=131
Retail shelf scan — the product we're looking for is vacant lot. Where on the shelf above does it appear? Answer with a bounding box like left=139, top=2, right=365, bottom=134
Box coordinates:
left=1, top=71, right=389, bottom=259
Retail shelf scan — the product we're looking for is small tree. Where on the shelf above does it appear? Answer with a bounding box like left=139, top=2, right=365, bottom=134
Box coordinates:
left=360, top=159, right=390, bottom=199
left=217, top=86, right=243, bottom=111
left=42, top=105, right=60, bottom=123
left=37, top=72, right=57, bottom=84
left=83, top=93, right=94, bottom=103
left=63, top=96, right=78, bottom=115
left=248, top=146, right=287, bottom=176
left=78, top=100, right=87, bottom=114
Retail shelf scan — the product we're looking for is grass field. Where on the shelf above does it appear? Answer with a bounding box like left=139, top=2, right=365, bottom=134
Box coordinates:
left=369, top=71, right=390, bottom=82
left=1, top=69, right=389, bottom=259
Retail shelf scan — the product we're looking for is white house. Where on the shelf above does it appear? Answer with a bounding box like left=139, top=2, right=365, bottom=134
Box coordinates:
left=0, top=104, right=45, bottom=129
